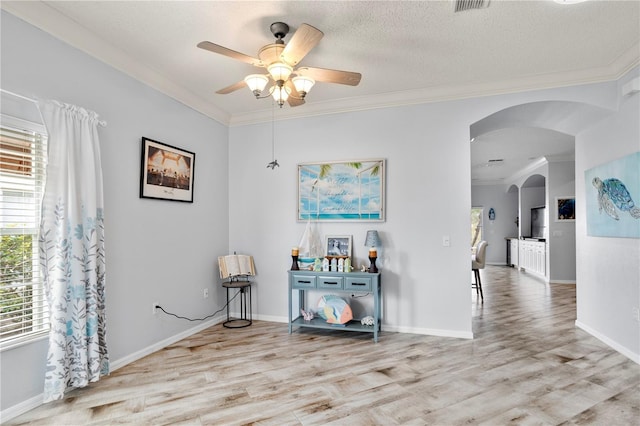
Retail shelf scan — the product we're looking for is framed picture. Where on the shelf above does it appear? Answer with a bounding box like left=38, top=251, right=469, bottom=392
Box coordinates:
left=585, top=151, right=639, bottom=238
left=298, top=159, right=385, bottom=222
left=325, top=235, right=352, bottom=258
left=140, top=137, right=195, bottom=202
left=555, top=196, right=575, bottom=222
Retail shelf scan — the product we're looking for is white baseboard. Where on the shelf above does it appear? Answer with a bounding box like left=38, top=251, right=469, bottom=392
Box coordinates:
left=110, top=315, right=224, bottom=371
left=575, top=320, right=640, bottom=365
left=1, top=315, right=473, bottom=422
left=0, top=394, right=44, bottom=424
left=549, top=279, right=576, bottom=284
left=383, top=324, right=473, bottom=339
left=256, top=315, right=474, bottom=339
left=1, top=316, right=225, bottom=423
left=253, top=314, right=288, bottom=323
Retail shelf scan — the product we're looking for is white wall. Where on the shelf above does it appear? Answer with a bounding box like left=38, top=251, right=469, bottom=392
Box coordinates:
left=471, top=184, right=519, bottom=264
left=1, top=11, right=230, bottom=412
left=575, top=68, right=640, bottom=362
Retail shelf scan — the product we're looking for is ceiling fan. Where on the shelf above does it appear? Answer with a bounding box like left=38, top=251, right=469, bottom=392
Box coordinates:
left=197, top=22, right=362, bottom=107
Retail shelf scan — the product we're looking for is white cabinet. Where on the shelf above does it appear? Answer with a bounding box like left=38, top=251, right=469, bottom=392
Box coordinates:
left=510, top=239, right=519, bottom=267
left=518, top=240, right=546, bottom=278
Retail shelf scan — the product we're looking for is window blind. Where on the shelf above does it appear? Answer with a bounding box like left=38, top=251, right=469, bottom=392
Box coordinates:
left=0, top=121, right=49, bottom=346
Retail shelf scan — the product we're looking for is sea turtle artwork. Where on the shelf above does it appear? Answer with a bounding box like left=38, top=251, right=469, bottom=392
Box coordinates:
left=592, top=177, right=640, bottom=220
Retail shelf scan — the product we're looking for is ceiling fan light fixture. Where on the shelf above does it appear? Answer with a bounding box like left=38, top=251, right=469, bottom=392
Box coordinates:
left=267, top=62, right=293, bottom=82
left=272, top=85, right=291, bottom=107
left=244, top=74, right=269, bottom=97
left=199, top=22, right=360, bottom=108
left=292, top=76, right=315, bottom=97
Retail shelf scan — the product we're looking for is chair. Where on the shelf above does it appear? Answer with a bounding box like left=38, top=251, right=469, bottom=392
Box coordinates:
left=472, top=240, right=488, bottom=300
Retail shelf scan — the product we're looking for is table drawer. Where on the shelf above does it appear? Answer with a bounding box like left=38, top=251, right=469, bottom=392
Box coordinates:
left=345, top=276, right=372, bottom=292
left=292, top=275, right=316, bottom=289
left=318, top=276, right=344, bottom=290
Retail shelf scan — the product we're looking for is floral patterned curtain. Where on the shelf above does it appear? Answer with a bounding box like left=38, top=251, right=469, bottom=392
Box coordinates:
left=37, top=100, right=109, bottom=402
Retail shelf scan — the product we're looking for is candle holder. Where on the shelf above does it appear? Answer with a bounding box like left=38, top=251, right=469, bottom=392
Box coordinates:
left=291, top=255, right=299, bottom=270
left=368, top=254, right=378, bottom=273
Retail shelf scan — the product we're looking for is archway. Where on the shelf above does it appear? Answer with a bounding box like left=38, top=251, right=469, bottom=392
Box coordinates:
left=470, top=100, right=611, bottom=295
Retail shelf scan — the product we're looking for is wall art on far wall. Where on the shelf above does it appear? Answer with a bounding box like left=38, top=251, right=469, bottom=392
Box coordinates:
left=298, top=159, right=385, bottom=221
left=585, top=151, right=639, bottom=238
left=554, top=196, right=575, bottom=222
left=140, top=137, right=195, bottom=202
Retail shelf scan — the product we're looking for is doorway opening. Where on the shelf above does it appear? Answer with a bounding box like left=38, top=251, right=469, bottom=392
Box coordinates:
left=471, top=207, right=483, bottom=254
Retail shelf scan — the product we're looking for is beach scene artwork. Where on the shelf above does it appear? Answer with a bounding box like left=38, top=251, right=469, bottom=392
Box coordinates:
left=298, top=159, right=385, bottom=221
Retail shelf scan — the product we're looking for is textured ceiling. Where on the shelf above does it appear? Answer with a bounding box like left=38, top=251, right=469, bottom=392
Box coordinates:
left=2, top=0, right=639, bottom=182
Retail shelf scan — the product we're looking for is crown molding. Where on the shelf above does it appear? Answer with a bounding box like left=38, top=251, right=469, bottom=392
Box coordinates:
left=1, top=1, right=231, bottom=125
left=545, top=153, right=575, bottom=163
left=505, top=157, right=549, bottom=184
left=3, top=2, right=638, bottom=128
left=231, top=43, right=639, bottom=126
left=471, top=179, right=509, bottom=187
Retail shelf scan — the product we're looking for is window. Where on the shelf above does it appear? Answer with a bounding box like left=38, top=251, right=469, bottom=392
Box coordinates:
left=0, top=117, right=48, bottom=347
left=471, top=207, right=483, bottom=252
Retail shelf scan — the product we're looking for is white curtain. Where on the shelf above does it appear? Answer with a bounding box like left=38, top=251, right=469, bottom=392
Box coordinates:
left=37, top=100, right=109, bottom=402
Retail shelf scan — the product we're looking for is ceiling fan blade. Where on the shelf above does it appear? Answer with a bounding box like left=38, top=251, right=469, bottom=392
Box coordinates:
left=197, top=41, right=263, bottom=67
left=216, top=80, right=247, bottom=95
left=285, top=80, right=305, bottom=107
left=296, top=67, right=362, bottom=86
left=281, top=24, right=324, bottom=66
left=287, top=96, right=305, bottom=107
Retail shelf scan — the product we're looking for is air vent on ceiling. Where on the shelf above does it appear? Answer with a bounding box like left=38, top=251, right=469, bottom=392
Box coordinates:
left=488, top=159, right=503, bottom=163
left=453, top=0, right=490, bottom=12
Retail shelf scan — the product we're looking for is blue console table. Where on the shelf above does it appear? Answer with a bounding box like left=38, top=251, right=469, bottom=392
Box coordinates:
left=288, top=270, right=382, bottom=342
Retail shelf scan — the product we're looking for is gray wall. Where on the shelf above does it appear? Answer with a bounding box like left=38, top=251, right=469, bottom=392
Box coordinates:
left=471, top=184, right=519, bottom=265
left=547, top=160, right=577, bottom=283
left=575, top=68, right=640, bottom=362
left=1, top=11, right=230, bottom=412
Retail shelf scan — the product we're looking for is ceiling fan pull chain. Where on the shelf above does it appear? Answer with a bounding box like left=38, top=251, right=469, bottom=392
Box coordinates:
left=267, top=100, right=279, bottom=170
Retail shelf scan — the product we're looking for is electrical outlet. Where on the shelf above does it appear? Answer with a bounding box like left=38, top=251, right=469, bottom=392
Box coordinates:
left=203, top=288, right=209, bottom=299
left=153, top=302, right=159, bottom=315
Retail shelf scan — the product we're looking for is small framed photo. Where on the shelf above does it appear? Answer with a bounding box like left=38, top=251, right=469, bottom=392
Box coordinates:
left=555, top=196, right=575, bottom=222
left=325, top=235, right=352, bottom=258
left=140, top=137, right=195, bottom=202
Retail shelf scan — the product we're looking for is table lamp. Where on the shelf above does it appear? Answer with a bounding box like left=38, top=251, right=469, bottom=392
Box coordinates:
left=364, top=230, right=381, bottom=273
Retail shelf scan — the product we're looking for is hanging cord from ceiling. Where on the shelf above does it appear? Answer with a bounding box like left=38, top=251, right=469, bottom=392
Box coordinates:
left=267, top=100, right=279, bottom=169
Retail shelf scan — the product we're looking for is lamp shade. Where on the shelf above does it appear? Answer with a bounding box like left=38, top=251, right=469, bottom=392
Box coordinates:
left=244, top=74, right=269, bottom=94
left=364, top=230, right=381, bottom=248
left=267, top=62, right=293, bottom=82
left=271, top=85, right=291, bottom=106
left=292, top=76, right=315, bottom=95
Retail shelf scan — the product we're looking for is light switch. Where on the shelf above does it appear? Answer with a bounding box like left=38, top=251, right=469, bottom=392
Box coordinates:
left=443, top=235, right=450, bottom=247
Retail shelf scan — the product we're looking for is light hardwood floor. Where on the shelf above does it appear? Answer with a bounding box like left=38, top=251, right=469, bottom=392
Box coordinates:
left=7, top=266, right=640, bottom=425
